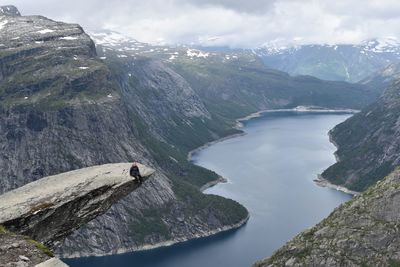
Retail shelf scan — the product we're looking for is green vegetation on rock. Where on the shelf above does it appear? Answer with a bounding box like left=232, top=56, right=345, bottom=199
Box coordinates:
left=322, top=79, right=400, bottom=191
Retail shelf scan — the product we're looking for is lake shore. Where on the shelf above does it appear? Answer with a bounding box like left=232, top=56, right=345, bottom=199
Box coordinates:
left=62, top=215, right=250, bottom=259
left=189, top=105, right=359, bottom=191
left=314, top=175, right=359, bottom=196
left=314, top=126, right=360, bottom=196
left=200, top=176, right=228, bottom=192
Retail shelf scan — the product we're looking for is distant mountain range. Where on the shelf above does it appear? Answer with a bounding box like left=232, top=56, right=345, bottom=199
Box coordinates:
left=255, top=37, right=400, bottom=82
left=91, top=30, right=400, bottom=84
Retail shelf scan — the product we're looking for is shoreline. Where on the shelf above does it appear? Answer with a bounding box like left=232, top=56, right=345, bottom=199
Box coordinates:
left=314, top=124, right=359, bottom=196
left=188, top=105, right=358, bottom=164
left=200, top=176, right=228, bottom=192
left=187, top=132, right=246, bottom=162
left=61, top=215, right=250, bottom=259
left=328, top=131, right=341, bottom=163
left=188, top=104, right=361, bottom=197
left=314, top=175, right=359, bottom=196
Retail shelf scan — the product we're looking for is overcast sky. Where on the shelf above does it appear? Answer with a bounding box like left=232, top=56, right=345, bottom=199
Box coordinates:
left=5, top=0, right=400, bottom=48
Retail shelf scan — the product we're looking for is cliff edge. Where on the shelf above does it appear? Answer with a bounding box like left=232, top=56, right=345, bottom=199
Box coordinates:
left=0, top=163, right=154, bottom=246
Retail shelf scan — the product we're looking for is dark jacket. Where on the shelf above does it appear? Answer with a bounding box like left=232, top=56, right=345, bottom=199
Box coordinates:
left=130, top=165, right=141, bottom=179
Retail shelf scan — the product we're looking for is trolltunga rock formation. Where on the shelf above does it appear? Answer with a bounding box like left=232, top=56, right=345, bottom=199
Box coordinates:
left=0, top=163, right=154, bottom=246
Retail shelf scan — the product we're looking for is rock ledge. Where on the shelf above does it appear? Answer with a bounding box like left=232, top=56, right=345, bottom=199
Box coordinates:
left=0, top=163, right=154, bottom=246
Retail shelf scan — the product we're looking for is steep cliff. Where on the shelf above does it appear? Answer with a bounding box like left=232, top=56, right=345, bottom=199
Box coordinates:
left=0, top=6, right=249, bottom=258
left=321, top=78, right=400, bottom=191
left=254, top=169, right=400, bottom=267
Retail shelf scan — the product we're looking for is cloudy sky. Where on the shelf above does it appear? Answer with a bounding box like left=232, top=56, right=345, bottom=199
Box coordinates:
left=6, top=0, right=400, bottom=48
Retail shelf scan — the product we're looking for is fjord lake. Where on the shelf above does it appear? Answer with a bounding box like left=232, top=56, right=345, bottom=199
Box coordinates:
left=65, top=111, right=353, bottom=267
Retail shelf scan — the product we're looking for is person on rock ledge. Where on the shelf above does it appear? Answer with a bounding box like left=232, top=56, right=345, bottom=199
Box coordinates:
left=130, top=162, right=143, bottom=184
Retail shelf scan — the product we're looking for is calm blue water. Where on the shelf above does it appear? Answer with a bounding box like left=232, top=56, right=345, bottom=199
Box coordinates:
left=65, top=111, right=352, bottom=267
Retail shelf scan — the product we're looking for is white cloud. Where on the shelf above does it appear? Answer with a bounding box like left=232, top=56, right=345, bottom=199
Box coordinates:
left=6, top=0, right=400, bottom=48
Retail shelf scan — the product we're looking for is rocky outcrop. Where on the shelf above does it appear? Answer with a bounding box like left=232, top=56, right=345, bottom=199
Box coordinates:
left=254, top=169, right=400, bottom=267
left=0, top=163, right=154, bottom=246
left=35, top=258, right=68, bottom=267
left=0, top=229, right=53, bottom=267
left=0, top=225, right=70, bottom=267
left=0, top=5, right=20, bottom=16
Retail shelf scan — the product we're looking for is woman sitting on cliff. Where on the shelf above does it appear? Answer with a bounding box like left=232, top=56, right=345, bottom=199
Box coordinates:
left=130, top=162, right=143, bottom=184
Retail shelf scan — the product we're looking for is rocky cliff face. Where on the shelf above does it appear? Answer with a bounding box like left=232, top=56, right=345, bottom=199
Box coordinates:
left=321, top=78, right=400, bottom=191
left=254, top=169, right=400, bottom=267
left=0, top=6, right=249, bottom=258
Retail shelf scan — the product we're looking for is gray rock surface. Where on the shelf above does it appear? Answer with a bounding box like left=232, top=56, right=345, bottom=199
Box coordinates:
left=35, top=258, right=69, bottom=267
left=0, top=163, right=154, bottom=246
left=0, top=228, right=52, bottom=267
left=254, top=169, right=400, bottom=267
left=0, top=5, right=20, bottom=16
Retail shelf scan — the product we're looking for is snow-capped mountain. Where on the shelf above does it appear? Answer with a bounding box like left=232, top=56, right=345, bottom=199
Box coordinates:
left=255, top=37, right=400, bottom=82
left=361, top=37, right=400, bottom=54
left=89, top=30, right=254, bottom=64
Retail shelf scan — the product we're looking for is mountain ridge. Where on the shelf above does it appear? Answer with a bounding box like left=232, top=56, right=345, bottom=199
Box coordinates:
left=255, top=38, right=400, bottom=83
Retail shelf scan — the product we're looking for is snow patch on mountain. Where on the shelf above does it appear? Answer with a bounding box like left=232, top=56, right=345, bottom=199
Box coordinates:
left=186, top=49, right=209, bottom=58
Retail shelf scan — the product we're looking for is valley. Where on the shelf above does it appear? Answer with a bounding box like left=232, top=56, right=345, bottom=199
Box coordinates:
left=2, top=3, right=400, bottom=267
left=65, top=111, right=352, bottom=267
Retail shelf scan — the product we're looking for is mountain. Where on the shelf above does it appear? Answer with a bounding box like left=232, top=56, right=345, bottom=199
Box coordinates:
left=0, top=8, right=381, bottom=259
left=92, top=30, right=379, bottom=116
left=361, top=63, right=400, bottom=91
left=255, top=38, right=400, bottom=83
left=254, top=168, right=400, bottom=267
left=0, top=7, right=248, bottom=258
left=0, top=5, right=20, bottom=16
left=320, top=74, right=400, bottom=192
